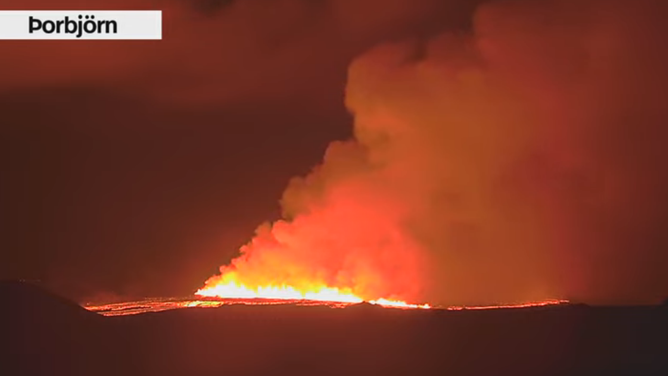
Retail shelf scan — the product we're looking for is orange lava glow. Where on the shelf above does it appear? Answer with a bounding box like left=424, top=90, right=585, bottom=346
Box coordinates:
left=195, top=280, right=431, bottom=309
left=83, top=297, right=568, bottom=316
left=446, top=299, right=570, bottom=311
left=196, top=281, right=363, bottom=303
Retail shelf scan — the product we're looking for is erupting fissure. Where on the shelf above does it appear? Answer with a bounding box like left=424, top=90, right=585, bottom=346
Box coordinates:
left=195, top=280, right=431, bottom=309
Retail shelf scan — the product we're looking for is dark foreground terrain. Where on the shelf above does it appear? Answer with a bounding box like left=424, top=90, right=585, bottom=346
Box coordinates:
left=1, top=281, right=667, bottom=376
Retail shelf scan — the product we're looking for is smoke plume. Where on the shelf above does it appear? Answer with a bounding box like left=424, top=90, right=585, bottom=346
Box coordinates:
left=205, top=0, right=668, bottom=306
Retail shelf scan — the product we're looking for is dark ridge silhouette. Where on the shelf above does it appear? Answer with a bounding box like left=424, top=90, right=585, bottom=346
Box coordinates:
left=0, top=280, right=98, bottom=321
left=1, top=281, right=667, bottom=376
left=346, top=301, right=380, bottom=310
left=0, top=281, right=116, bottom=376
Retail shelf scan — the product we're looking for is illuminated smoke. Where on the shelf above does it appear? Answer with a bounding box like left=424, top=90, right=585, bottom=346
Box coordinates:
left=202, top=0, right=668, bottom=306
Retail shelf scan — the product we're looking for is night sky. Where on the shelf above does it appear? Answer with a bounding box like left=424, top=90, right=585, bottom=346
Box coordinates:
left=2, top=0, right=668, bottom=305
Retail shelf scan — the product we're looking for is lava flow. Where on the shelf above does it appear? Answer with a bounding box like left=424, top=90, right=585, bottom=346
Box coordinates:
left=83, top=296, right=570, bottom=316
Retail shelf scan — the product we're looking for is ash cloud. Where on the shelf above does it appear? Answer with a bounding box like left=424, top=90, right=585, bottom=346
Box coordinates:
left=214, top=0, right=668, bottom=306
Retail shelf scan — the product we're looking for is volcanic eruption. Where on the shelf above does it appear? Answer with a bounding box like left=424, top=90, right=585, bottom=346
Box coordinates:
left=197, top=0, right=668, bottom=309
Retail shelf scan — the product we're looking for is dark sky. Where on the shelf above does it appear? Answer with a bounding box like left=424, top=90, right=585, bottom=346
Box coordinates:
left=0, top=0, right=479, bottom=301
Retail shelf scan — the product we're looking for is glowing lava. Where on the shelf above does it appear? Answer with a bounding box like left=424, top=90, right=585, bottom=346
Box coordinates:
left=195, top=280, right=431, bottom=309
left=446, top=299, right=570, bottom=311
left=196, top=281, right=363, bottom=303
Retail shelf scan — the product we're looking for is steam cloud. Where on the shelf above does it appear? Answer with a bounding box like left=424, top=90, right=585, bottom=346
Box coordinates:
left=207, top=0, right=668, bottom=306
